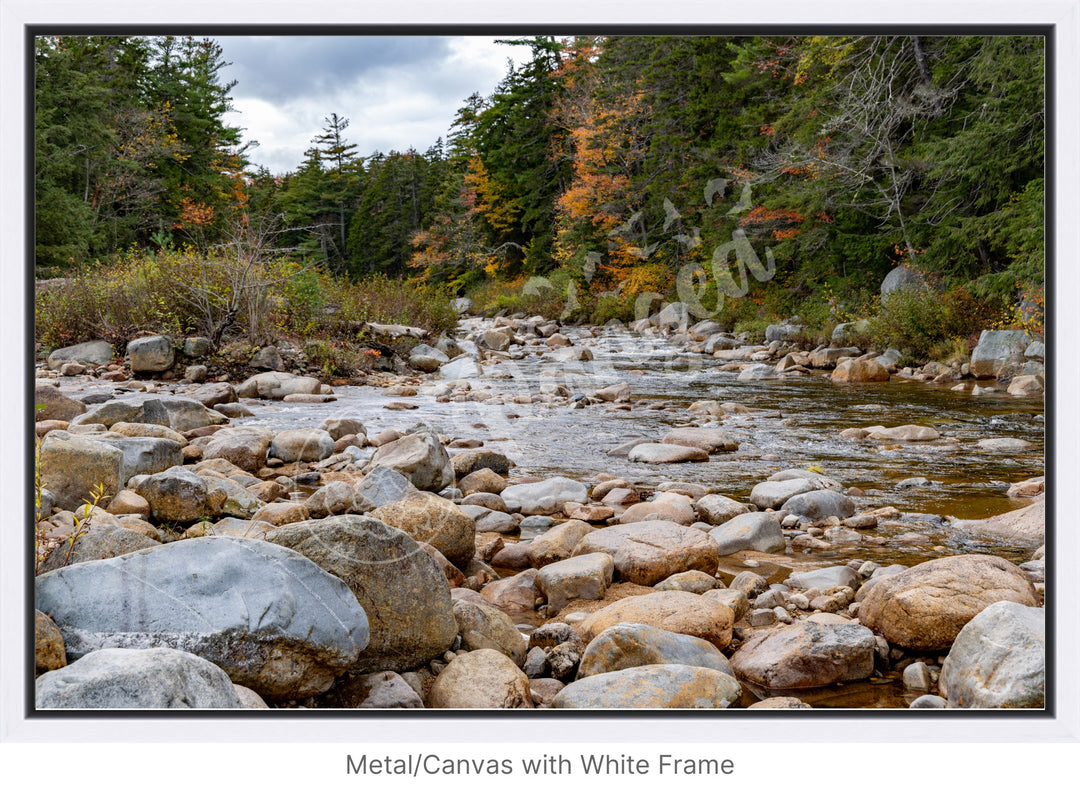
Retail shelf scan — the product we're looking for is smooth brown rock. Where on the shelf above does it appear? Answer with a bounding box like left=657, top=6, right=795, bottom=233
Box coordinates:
left=428, top=649, right=533, bottom=709
left=730, top=620, right=875, bottom=689
left=371, top=492, right=476, bottom=568
left=857, top=554, right=1040, bottom=650
left=35, top=610, right=67, bottom=674
left=580, top=591, right=734, bottom=649
left=572, top=521, right=719, bottom=586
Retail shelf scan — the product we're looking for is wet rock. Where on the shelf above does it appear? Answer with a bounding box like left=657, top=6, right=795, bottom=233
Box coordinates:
left=858, top=554, right=1040, bottom=650
left=627, top=443, right=709, bottom=464
left=785, top=565, right=860, bottom=592
left=35, top=537, right=369, bottom=701
left=428, top=648, right=533, bottom=709
left=552, top=664, right=740, bottom=709
left=865, top=424, right=940, bottom=442
left=536, top=553, right=615, bottom=612
left=573, top=521, right=720, bottom=586
left=779, top=489, right=855, bottom=521
left=1007, top=374, right=1044, bottom=396
left=977, top=437, right=1032, bottom=453
left=370, top=431, right=454, bottom=493
left=459, top=468, right=507, bottom=496
left=501, top=477, right=588, bottom=515
left=939, top=601, right=1044, bottom=708
left=810, top=347, right=862, bottom=368
left=370, top=491, right=476, bottom=568
left=451, top=449, right=512, bottom=478
left=832, top=356, right=890, bottom=383
left=36, top=647, right=242, bottom=709
left=738, top=363, right=783, bottom=381
left=730, top=620, right=876, bottom=689
left=661, top=428, right=738, bottom=453
left=903, top=661, right=932, bottom=692
left=265, top=515, right=456, bottom=674
left=709, top=512, right=784, bottom=557
left=594, top=382, right=631, bottom=402
left=237, top=371, right=324, bottom=400
left=409, top=344, right=450, bottom=372
left=577, top=623, right=733, bottom=681
left=439, top=356, right=484, bottom=381
left=580, top=591, right=734, bottom=649
left=73, top=395, right=228, bottom=432
left=749, top=478, right=814, bottom=510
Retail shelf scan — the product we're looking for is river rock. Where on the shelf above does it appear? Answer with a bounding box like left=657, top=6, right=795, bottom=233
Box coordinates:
left=35, top=536, right=370, bottom=700
left=536, top=553, right=615, bottom=612
left=429, top=648, right=533, bottom=708
left=99, top=435, right=184, bottom=484
left=779, top=489, right=855, bottom=521
left=39, top=526, right=161, bottom=574
left=865, top=424, right=940, bottom=442
left=451, top=449, right=512, bottom=478
left=654, top=571, right=719, bottom=594
left=459, top=468, right=507, bottom=496
left=618, top=492, right=696, bottom=525
left=452, top=600, right=528, bottom=666
left=39, top=430, right=124, bottom=511
left=627, top=443, right=709, bottom=464
left=572, top=521, right=719, bottom=586
left=857, top=554, right=1040, bottom=650
left=201, top=427, right=275, bottom=474
left=127, top=335, right=175, bottom=373
left=409, top=343, right=449, bottom=372
left=577, top=622, right=733, bottom=680
left=46, top=340, right=114, bottom=370
left=738, top=363, right=782, bottom=381
left=786, top=565, right=860, bottom=591
left=977, top=437, right=1033, bottom=453
left=110, top=422, right=187, bottom=445
left=35, top=383, right=86, bottom=422
left=750, top=478, right=814, bottom=510
left=354, top=466, right=417, bottom=508
left=237, top=371, right=325, bottom=400
left=130, top=465, right=213, bottom=523
left=730, top=620, right=876, bottom=689
left=694, top=493, right=749, bottom=526
left=35, top=610, right=67, bottom=674
left=970, top=329, right=1032, bottom=378
left=1007, top=374, right=1044, bottom=396
left=765, top=323, right=804, bottom=342
left=709, top=512, right=784, bottom=556
left=304, top=480, right=369, bottom=518
left=370, top=491, right=476, bottom=567
left=951, top=499, right=1044, bottom=549
left=501, top=477, right=588, bottom=515
left=551, top=664, right=740, bottom=709
left=939, top=601, right=1044, bottom=708
left=72, top=395, right=228, bottom=432
left=265, top=515, right=456, bottom=674
left=369, top=431, right=453, bottom=492
left=268, top=428, right=335, bottom=463
left=832, top=356, right=890, bottom=383
left=36, top=647, right=242, bottom=709
left=480, top=569, right=542, bottom=616
left=595, top=382, right=631, bottom=402
left=439, top=356, right=483, bottom=380
left=661, top=428, right=738, bottom=453
left=189, top=382, right=238, bottom=408
left=580, top=591, right=734, bottom=649
left=527, top=520, right=594, bottom=568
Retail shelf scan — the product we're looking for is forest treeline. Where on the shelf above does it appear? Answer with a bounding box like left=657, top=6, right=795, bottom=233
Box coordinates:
left=36, top=34, right=1044, bottom=348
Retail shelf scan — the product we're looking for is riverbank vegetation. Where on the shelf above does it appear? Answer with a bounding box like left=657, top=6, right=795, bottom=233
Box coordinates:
left=35, top=34, right=1044, bottom=363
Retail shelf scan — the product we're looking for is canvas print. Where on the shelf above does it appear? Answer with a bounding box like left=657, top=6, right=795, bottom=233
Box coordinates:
left=32, top=33, right=1046, bottom=711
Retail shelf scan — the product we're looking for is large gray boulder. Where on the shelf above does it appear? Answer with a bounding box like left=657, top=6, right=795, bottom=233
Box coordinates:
left=749, top=478, right=814, bottom=510
left=36, top=647, right=243, bottom=709
left=970, top=329, right=1033, bottom=379
left=939, top=601, right=1044, bottom=708
left=127, top=335, right=175, bottom=373
left=765, top=323, right=804, bottom=342
left=880, top=265, right=928, bottom=299
left=265, top=515, right=457, bottom=674
left=709, top=512, right=785, bottom=556
left=98, top=436, right=184, bottom=484
left=46, top=340, right=114, bottom=370
left=369, top=431, right=454, bottom=493
left=237, top=371, right=325, bottom=400
left=35, top=537, right=369, bottom=701
left=551, top=664, right=740, bottom=709
left=72, top=394, right=228, bottom=432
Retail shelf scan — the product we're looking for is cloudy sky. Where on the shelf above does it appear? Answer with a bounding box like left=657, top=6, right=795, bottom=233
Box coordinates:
left=215, top=36, right=535, bottom=175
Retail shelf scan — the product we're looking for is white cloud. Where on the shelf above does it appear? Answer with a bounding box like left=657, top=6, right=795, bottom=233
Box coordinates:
left=219, top=35, right=534, bottom=175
